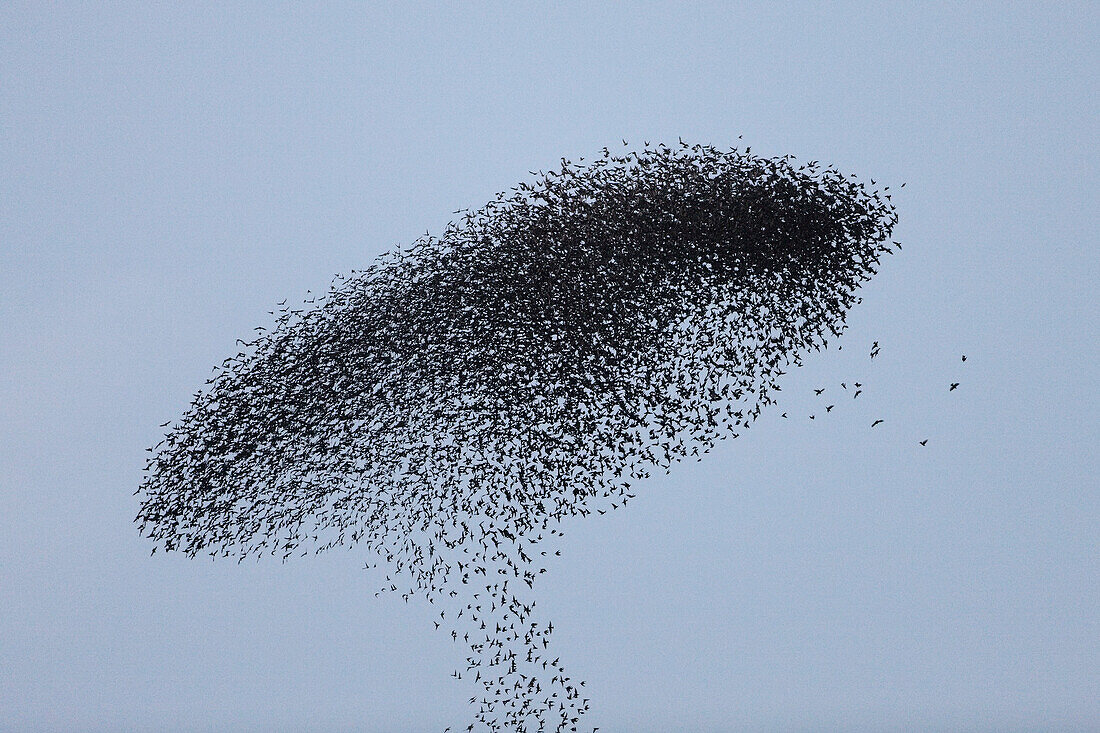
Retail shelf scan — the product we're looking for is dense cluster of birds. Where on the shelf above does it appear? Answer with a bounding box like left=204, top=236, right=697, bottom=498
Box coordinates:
left=136, top=140, right=900, bottom=732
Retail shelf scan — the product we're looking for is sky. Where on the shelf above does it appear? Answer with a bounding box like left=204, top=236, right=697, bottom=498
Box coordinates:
left=1, top=2, right=1097, bottom=731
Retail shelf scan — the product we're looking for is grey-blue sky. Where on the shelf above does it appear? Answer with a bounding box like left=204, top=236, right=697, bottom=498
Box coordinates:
left=1, top=2, right=1096, bottom=731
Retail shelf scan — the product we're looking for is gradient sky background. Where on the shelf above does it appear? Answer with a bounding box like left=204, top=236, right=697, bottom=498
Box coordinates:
left=2, top=3, right=1097, bottom=732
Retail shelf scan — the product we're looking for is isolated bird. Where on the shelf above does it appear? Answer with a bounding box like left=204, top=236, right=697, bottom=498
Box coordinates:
left=872, top=419, right=884, bottom=427
left=950, top=382, right=959, bottom=391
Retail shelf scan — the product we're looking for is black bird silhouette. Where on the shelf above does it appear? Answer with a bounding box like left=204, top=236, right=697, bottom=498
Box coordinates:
left=814, top=388, right=826, bottom=395
left=950, top=382, right=960, bottom=391
left=961, top=355, right=966, bottom=362
left=136, top=141, right=898, bottom=733
left=872, top=419, right=884, bottom=427
left=919, top=439, right=928, bottom=446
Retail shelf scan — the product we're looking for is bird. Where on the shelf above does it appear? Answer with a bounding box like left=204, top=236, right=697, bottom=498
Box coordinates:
left=949, top=383, right=959, bottom=391
left=872, top=419, right=884, bottom=427
left=826, top=404, right=834, bottom=412
left=919, top=439, right=928, bottom=446
left=814, top=388, right=826, bottom=395
left=961, top=355, right=966, bottom=362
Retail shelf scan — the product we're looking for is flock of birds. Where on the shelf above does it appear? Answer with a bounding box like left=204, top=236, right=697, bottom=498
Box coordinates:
left=786, top=341, right=966, bottom=443
left=137, top=140, right=903, bottom=732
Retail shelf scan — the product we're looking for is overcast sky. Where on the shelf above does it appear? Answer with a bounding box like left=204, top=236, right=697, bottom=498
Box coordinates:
left=2, top=3, right=1097, bottom=731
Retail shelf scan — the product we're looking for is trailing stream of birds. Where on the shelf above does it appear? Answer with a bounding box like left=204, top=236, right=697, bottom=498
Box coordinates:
left=137, top=140, right=922, bottom=732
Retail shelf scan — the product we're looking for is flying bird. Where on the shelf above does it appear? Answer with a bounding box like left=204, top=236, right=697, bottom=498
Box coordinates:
left=950, top=382, right=960, bottom=391
left=872, top=419, right=884, bottom=427
left=136, top=141, right=899, bottom=733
